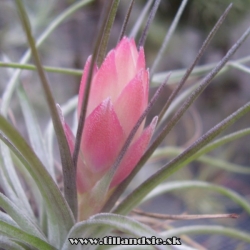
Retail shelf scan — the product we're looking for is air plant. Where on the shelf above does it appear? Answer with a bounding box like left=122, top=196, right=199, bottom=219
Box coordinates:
left=0, top=0, right=250, bottom=249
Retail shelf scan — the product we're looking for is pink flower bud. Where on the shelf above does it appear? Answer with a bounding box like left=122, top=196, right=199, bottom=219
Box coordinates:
left=63, top=37, right=157, bottom=195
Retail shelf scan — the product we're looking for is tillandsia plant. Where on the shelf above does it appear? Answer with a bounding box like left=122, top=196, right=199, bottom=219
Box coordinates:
left=1, top=0, right=250, bottom=250
left=61, top=37, right=158, bottom=221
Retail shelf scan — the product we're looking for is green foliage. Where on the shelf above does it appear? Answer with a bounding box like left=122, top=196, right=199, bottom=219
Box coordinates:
left=0, top=0, right=250, bottom=249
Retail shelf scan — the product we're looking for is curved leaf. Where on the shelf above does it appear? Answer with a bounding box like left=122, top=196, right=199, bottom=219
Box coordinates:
left=141, top=181, right=250, bottom=215
left=1, top=0, right=94, bottom=116
left=191, top=127, right=250, bottom=161
left=0, top=154, right=30, bottom=218
left=0, top=211, right=18, bottom=227
left=113, top=98, right=250, bottom=215
left=0, top=220, right=56, bottom=250
left=62, top=213, right=169, bottom=250
left=0, top=193, right=45, bottom=240
left=0, top=143, right=34, bottom=218
left=0, top=115, right=74, bottom=247
left=152, top=55, right=250, bottom=86
left=0, top=235, right=26, bottom=250
left=151, top=147, right=250, bottom=174
left=161, top=225, right=250, bottom=245
left=15, top=0, right=77, bottom=219
left=17, top=85, right=54, bottom=178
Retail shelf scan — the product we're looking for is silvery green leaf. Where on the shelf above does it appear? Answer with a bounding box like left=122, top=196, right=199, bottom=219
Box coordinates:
left=62, top=213, right=170, bottom=250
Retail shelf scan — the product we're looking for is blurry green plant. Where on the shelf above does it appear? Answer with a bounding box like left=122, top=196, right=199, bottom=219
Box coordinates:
left=0, top=0, right=250, bottom=249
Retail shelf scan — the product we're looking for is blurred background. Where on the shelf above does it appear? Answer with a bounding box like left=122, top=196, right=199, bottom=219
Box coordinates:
left=0, top=0, right=250, bottom=249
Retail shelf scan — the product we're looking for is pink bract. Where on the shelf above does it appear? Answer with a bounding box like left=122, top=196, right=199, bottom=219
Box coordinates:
left=63, top=37, right=157, bottom=194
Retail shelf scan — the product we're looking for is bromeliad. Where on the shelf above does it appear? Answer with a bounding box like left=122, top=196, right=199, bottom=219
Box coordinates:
left=62, top=37, right=157, bottom=220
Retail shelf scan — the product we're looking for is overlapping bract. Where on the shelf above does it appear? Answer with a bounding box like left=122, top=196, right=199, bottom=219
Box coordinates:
left=63, top=37, right=157, bottom=195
